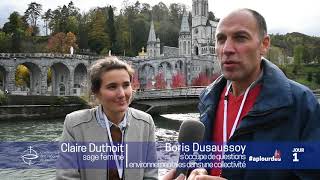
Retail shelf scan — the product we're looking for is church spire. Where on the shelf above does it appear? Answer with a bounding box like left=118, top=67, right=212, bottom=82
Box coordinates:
left=148, top=20, right=156, bottom=42
left=180, top=11, right=190, bottom=33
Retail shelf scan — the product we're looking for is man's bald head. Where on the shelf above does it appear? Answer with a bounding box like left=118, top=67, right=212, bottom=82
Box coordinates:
left=220, top=8, right=268, bottom=40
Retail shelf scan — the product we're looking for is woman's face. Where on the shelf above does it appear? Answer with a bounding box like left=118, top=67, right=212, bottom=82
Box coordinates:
left=96, top=69, right=132, bottom=118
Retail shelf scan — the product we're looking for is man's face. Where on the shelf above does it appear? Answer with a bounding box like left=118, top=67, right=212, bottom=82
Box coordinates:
left=215, top=10, right=269, bottom=83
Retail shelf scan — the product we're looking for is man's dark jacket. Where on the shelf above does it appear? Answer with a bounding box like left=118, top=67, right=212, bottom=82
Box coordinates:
left=198, top=59, right=320, bottom=180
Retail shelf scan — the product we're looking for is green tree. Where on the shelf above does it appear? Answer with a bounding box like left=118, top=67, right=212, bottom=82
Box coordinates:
left=208, top=11, right=218, bottom=21
left=302, top=46, right=311, bottom=64
left=60, top=5, right=69, bottom=32
left=24, top=2, right=42, bottom=36
left=78, top=13, right=89, bottom=50
left=88, top=9, right=109, bottom=54
left=169, top=3, right=184, bottom=24
left=315, top=73, right=320, bottom=84
left=293, top=45, right=304, bottom=65
left=307, top=72, right=313, bottom=82
left=67, top=1, right=80, bottom=16
left=50, top=8, right=62, bottom=33
left=42, top=9, right=53, bottom=35
left=131, top=14, right=149, bottom=55
left=123, top=3, right=140, bottom=53
left=4, top=12, right=25, bottom=52
left=140, top=3, right=151, bottom=20
left=0, top=32, right=12, bottom=52
left=152, top=2, right=169, bottom=22
left=48, top=2, right=80, bottom=34
left=115, top=13, right=129, bottom=56
left=107, top=6, right=119, bottom=54
left=66, top=16, right=79, bottom=34
left=267, top=46, right=283, bottom=64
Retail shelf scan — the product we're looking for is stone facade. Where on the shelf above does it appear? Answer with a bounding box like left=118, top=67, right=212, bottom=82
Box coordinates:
left=135, top=0, right=220, bottom=88
left=0, top=0, right=221, bottom=95
left=0, top=53, right=93, bottom=96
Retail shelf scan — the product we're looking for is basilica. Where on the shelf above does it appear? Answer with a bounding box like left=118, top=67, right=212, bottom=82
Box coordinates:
left=128, top=0, right=221, bottom=88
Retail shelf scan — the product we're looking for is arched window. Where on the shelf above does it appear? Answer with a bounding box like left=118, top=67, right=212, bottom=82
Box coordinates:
left=59, top=84, right=65, bottom=96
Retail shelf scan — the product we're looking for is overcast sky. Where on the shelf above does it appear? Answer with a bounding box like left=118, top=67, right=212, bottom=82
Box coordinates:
left=1, top=0, right=319, bottom=36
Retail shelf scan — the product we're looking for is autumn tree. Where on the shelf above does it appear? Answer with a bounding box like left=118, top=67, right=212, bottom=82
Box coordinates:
left=47, top=32, right=64, bottom=53
left=211, top=73, right=220, bottom=82
left=191, top=72, right=211, bottom=86
left=131, top=73, right=140, bottom=90
left=47, top=68, right=52, bottom=85
left=15, top=65, right=30, bottom=88
left=155, top=72, right=166, bottom=89
left=171, top=72, right=185, bottom=88
left=65, top=32, right=78, bottom=52
left=145, top=80, right=153, bottom=90
left=47, top=32, right=78, bottom=53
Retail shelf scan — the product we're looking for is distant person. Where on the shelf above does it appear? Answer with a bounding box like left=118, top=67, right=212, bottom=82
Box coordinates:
left=56, top=56, right=158, bottom=180
left=163, top=8, right=320, bottom=180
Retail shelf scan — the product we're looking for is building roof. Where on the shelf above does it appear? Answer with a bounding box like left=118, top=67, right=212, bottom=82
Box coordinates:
left=180, top=11, right=190, bottom=33
left=148, top=20, right=157, bottom=42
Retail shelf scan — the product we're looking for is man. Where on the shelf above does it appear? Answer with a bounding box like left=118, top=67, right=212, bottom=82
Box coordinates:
left=163, top=8, right=320, bottom=180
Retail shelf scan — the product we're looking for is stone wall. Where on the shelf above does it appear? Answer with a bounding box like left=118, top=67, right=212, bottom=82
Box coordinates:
left=163, top=46, right=179, bottom=57
left=0, top=104, right=87, bottom=120
left=0, top=95, right=89, bottom=120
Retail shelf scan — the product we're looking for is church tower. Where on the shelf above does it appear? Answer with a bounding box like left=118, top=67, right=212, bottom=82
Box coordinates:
left=147, top=20, right=160, bottom=58
left=179, top=11, right=191, bottom=56
left=192, top=0, right=210, bottom=55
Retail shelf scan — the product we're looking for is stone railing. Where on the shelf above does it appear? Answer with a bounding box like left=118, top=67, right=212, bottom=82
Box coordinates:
left=134, top=86, right=205, bottom=100
left=130, top=55, right=186, bottom=61
left=0, top=53, right=104, bottom=60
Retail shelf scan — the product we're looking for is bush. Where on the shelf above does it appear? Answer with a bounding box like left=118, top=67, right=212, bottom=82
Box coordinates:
left=53, top=96, right=87, bottom=106
left=0, top=93, right=7, bottom=105
left=307, top=72, right=313, bottom=82
left=315, top=73, right=320, bottom=84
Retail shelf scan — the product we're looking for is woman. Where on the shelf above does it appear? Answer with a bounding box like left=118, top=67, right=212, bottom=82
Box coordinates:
left=56, top=56, right=158, bottom=180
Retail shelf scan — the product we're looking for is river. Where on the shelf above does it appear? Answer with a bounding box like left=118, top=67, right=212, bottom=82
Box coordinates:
left=1, top=97, right=320, bottom=180
left=0, top=113, right=199, bottom=180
